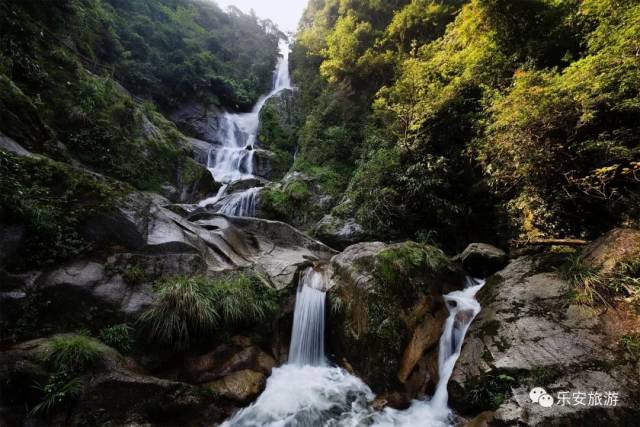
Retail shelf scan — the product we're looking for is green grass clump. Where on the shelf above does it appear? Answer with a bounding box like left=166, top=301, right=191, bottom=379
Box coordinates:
left=46, top=335, right=101, bottom=373
left=29, top=370, right=84, bottom=417
left=619, top=334, right=640, bottom=360
left=138, top=271, right=278, bottom=350
left=560, top=255, right=640, bottom=308
left=99, top=324, right=134, bottom=354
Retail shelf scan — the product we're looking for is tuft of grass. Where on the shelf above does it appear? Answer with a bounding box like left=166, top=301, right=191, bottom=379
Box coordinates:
left=29, top=370, right=84, bottom=417
left=138, top=276, right=220, bottom=351
left=560, top=255, right=640, bottom=308
left=138, top=271, right=278, bottom=350
left=122, top=264, right=146, bottom=286
left=46, top=335, right=101, bottom=373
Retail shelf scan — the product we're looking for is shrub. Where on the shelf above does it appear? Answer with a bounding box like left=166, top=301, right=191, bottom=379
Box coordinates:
left=46, top=335, right=101, bottom=373
left=620, top=334, right=640, bottom=360
left=99, top=324, right=134, bottom=353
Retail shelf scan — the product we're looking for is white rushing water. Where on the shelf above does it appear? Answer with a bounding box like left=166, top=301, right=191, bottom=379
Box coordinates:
left=372, top=276, right=485, bottom=427
left=221, top=272, right=486, bottom=427
left=200, top=39, right=292, bottom=215
left=288, top=268, right=328, bottom=367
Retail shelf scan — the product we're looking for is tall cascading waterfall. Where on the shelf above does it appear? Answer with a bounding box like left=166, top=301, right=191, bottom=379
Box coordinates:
left=198, top=40, right=292, bottom=215
left=220, top=272, right=486, bottom=427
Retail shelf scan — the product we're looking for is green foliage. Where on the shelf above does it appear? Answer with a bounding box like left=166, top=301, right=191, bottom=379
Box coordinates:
left=46, top=335, right=101, bottom=373
left=0, top=151, right=123, bottom=270
left=465, top=372, right=516, bottom=411
left=29, top=370, right=84, bottom=417
left=619, top=334, right=640, bottom=360
left=293, top=0, right=640, bottom=247
left=560, top=254, right=640, bottom=308
left=260, top=179, right=313, bottom=223
left=376, top=241, right=451, bottom=289
left=99, top=324, right=134, bottom=353
left=1, top=0, right=282, bottom=111
left=138, top=271, right=278, bottom=350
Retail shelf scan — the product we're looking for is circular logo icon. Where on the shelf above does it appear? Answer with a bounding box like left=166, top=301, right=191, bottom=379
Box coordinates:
left=539, top=394, right=555, bottom=407
left=529, top=387, right=547, bottom=403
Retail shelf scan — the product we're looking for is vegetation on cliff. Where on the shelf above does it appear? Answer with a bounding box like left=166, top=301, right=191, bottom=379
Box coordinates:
left=291, top=0, right=640, bottom=249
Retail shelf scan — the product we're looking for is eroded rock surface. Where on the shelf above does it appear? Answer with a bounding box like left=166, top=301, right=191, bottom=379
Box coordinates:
left=328, top=241, right=463, bottom=402
left=450, top=256, right=640, bottom=425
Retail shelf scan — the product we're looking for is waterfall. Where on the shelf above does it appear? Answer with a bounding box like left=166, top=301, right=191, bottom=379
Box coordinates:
left=221, top=272, right=485, bottom=427
left=431, top=276, right=485, bottom=408
left=216, top=187, right=261, bottom=217
left=200, top=39, right=291, bottom=217
left=372, top=276, right=485, bottom=426
left=288, top=267, right=328, bottom=367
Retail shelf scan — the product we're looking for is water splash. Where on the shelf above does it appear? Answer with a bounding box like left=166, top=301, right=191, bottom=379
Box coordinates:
left=221, top=272, right=486, bottom=427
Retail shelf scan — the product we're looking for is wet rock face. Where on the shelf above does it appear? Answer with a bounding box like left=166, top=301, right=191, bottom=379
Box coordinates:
left=328, top=241, right=464, bottom=400
left=185, top=136, right=212, bottom=166
left=459, top=243, right=508, bottom=278
left=449, top=256, right=640, bottom=425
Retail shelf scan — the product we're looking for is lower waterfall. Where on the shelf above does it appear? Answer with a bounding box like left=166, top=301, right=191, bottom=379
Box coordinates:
left=221, top=271, right=485, bottom=427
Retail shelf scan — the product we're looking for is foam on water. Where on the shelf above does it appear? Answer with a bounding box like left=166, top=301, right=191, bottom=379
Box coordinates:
left=221, top=270, right=486, bottom=427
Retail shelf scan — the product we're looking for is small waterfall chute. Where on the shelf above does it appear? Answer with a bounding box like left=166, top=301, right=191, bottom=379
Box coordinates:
left=288, top=267, right=328, bottom=367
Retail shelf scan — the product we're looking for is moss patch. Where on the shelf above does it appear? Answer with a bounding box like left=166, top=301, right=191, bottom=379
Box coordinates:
left=0, top=150, right=126, bottom=270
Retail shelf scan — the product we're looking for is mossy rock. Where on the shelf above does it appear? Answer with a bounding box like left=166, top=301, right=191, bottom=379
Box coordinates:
left=329, top=241, right=463, bottom=393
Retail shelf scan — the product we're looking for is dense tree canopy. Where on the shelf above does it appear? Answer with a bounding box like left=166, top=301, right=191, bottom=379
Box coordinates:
left=291, top=0, right=640, bottom=248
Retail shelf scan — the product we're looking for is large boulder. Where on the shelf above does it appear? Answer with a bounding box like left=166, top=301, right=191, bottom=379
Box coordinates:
left=185, top=136, right=212, bottom=165
left=205, top=369, right=266, bottom=402
left=581, top=228, right=640, bottom=274
left=313, top=214, right=367, bottom=250
left=85, top=191, right=337, bottom=289
left=183, top=337, right=275, bottom=384
left=0, top=132, right=33, bottom=157
left=328, top=241, right=464, bottom=400
left=459, top=243, right=508, bottom=278
left=449, top=256, right=640, bottom=425
left=170, top=102, right=221, bottom=142
left=0, top=335, right=224, bottom=426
